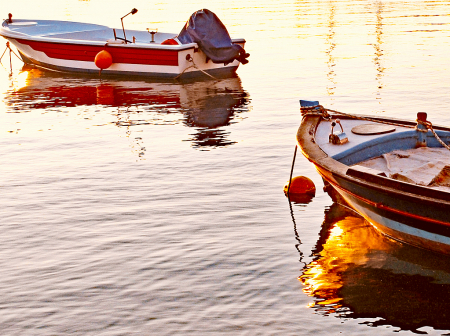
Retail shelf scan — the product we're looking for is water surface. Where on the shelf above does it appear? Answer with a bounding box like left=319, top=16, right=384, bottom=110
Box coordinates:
left=2, top=0, right=450, bottom=335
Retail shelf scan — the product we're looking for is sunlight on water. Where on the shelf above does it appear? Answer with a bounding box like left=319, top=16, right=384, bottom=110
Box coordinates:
left=2, top=0, right=450, bottom=335
left=298, top=203, right=450, bottom=333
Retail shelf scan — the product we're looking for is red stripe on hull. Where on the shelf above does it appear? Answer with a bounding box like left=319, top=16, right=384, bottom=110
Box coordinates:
left=16, top=39, right=179, bottom=66
left=315, top=165, right=450, bottom=226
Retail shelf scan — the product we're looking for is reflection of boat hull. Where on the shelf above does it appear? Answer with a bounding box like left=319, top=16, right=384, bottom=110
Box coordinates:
left=318, top=165, right=450, bottom=254
left=297, top=102, right=450, bottom=254
left=5, top=68, right=250, bottom=148
left=1, top=19, right=245, bottom=79
left=335, top=179, right=450, bottom=254
left=299, top=203, right=450, bottom=332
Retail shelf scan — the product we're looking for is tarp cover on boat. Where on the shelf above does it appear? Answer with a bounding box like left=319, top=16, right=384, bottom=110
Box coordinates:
left=356, top=147, right=450, bottom=190
left=178, top=9, right=249, bottom=65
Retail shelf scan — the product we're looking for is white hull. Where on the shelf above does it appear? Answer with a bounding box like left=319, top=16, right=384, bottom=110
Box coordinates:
left=1, top=19, right=246, bottom=79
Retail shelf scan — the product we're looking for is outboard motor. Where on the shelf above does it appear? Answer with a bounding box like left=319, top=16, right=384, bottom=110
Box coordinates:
left=177, top=9, right=249, bottom=65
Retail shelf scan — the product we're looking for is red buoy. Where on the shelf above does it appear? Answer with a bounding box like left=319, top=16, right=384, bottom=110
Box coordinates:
left=161, top=38, right=179, bottom=45
left=94, top=50, right=113, bottom=70
left=284, top=176, right=316, bottom=196
left=284, top=176, right=316, bottom=204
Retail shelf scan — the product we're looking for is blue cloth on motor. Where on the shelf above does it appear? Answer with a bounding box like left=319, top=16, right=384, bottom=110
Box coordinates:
left=177, top=9, right=249, bottom=65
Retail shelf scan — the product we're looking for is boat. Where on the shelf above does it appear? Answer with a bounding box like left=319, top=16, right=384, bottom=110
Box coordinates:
left=296, top=100, right=450, bottom=254
left=0, top=9, right=249, bottom=79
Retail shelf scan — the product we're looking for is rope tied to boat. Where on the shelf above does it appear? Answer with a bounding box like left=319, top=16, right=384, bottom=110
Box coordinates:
left=174, top=54, right=216, bottom=80
left=0, top=41, right=23, bottom=75
left=416, top=118, right=450, bottom=151
left=415, top=119, right=431, bottom=133
left=0, top=42, right=22, bottom=63
left=322, top=107, right=413, bottom=128
left=300, top=104, right=330, bottom=120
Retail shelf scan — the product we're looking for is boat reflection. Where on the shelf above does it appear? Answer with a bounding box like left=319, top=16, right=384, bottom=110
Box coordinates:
left=4, top=67, right=250, bottom=149
left=298, top=202, right=450, bottom=333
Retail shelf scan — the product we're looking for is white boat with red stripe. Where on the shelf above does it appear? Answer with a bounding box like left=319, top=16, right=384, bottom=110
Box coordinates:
left=0, top=9, right=249, bottom=79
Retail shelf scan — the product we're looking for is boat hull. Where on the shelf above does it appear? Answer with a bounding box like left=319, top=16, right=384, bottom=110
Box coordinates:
left=6, top=37, right=242, bottom=79
left=0, top=19, right=245, bottom=79
left=317, top=166, right=450, bottom=254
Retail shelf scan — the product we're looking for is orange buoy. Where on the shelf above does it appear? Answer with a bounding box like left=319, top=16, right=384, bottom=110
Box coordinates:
left=284, top=176, right=316, bottom=196
left=161, top=38, right=179, bottom=45
left=94, top=50, right=113, bottom=70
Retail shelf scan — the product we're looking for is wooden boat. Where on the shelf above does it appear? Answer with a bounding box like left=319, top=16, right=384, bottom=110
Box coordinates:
left=0, top=9, right=249, bottom=79
left=296, top=100, right=450, bottom=254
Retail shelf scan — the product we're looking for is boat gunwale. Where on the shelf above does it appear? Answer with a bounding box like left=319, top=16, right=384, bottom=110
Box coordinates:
left=1, top=32, right=199, bottom=52
left=1, top=18, right=246, bottom=51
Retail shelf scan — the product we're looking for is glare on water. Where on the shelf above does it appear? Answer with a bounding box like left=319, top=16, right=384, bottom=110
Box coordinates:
left=2, top=0, right=450, bottom=335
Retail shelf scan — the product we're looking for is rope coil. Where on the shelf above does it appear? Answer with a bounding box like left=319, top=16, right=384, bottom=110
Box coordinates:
left=415, top=119, right=431, bottom=133
left=416, top=119, right=450, bottom=150
left=300, top=104, right=330, bottom=120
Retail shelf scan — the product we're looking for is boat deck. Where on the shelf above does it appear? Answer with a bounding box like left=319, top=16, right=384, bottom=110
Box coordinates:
left=315, top=118, right=412, bottom=160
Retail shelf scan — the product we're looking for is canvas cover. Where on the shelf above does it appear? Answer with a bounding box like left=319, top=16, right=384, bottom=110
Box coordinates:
left=355, top=147, right=450, bottom=190
left=178, top=9, right=249, bottom=65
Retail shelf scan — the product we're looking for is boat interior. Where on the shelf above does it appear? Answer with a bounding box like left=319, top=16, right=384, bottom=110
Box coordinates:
left=3, top=19, right=245, bottom=47
left=315, top=117, right=450, bottom=190
left=4, top=19, right=178, bottom=45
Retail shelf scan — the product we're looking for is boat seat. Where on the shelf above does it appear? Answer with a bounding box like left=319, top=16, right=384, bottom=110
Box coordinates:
left=347, top=165, right=387, bottom=178
left=106, top=39, right=126, bottom=44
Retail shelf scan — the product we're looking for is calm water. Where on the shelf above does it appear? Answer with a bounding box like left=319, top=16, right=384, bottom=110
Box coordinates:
left=3, top=0, right=450, bottom=335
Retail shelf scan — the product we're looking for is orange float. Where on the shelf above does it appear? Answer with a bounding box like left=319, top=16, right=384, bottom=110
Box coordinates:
left=94, top=50, right=113, bottom=69
left=284, top=176, right=316, bottom=196
left=161, top=38, right=179, bottom=45
left=284, top=176, right=316, bottom=204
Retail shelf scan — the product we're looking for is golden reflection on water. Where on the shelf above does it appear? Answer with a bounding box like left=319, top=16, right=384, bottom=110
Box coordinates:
left=373, top=0, right=385, bottom=97
left=7, top=69, right=29, bottom=92
left=325, top=1, right=336, bottom=97
left=300, top=215, right=393, bottom=309
left=296, top=202, right=450, bottom=332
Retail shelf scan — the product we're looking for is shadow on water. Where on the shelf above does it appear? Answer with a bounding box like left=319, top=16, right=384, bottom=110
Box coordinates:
left=291, top=199, right=450, bottom=334
left=4, top=66, right=251, bottom=149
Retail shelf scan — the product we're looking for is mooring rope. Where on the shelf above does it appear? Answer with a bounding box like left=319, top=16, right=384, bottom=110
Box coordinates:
left=0, top=41, right=22, bottom=63
left=174, top=55, right=216, bottom=80
left=287, top=145, right=298, bottom=197
left=416, top=119, right=450, bottom=150
left=301, top=104, right=416, bottom=129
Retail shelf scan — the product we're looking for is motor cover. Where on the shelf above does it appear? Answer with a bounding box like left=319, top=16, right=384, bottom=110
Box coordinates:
left=177, top=9, right=249, bottom=65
